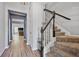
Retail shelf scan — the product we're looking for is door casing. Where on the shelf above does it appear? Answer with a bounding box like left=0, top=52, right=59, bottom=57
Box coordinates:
left=8, top=10, right=27, bottom=45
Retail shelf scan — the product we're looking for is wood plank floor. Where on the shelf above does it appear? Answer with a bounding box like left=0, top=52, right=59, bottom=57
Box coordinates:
left=1, top=36, right=40, bottom=57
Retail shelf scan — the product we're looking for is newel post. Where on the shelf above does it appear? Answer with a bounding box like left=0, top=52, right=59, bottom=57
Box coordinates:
left=53, top=11, right=56, bottom=37
left=40, top=27, right=44, bottom=57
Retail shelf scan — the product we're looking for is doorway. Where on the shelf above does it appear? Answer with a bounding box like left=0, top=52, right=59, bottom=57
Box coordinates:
left=8, top=10, right=27, bottom=45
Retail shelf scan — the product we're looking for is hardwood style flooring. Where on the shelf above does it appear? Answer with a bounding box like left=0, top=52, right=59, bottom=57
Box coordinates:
left=1, top=35, right=40, bottom=57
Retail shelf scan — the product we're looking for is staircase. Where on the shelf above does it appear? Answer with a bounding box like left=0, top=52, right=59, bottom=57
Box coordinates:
left=46, top=26, right=79, bottom=57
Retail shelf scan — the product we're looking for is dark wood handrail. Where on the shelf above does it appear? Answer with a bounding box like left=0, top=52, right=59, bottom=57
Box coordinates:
left=42, top=9, right=71, bottom=33
left=42, top=15, right=54, bottom=33
left=53, top=11, right=55, bottom=37
left=44, top=9, right=71, bottom=20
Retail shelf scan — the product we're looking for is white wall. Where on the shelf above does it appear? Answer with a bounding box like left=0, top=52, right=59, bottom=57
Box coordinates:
left=30, top=2, right=44, bottom=50
left=4, top=2, right=30, bottom=49
left=46, top=2, right=79, bottom=35
left=0, top=3, right=5, bottom=56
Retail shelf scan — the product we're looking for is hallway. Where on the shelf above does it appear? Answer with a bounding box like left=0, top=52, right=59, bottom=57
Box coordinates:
left=1, top=36, right=40, bottom=57
left=1, top=2, right=79, bottom=57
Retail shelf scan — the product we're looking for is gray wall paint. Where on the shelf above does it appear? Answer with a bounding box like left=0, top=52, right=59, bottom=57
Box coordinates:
left=0, top=3, right=5, bottom=56
left=46, top=2, right=79, bottom=35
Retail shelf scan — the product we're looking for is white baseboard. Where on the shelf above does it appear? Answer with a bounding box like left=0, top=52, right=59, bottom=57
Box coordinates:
left=0, top=50, right=5, bottom=56
left=0, top=43, right=9, bottom=56
left=0, top=45, right=9, bottom=56
left=0, top=48, right=5, bottom=56
left=5, top=45, right=9, bottom=49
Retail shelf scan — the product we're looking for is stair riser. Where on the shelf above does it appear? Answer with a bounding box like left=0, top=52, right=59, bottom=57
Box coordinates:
left=53, top=47, right=72, bottom=57
left=56, top=38, right=79, bottom=43
left=56, top=33, right=65, bottom=36
left=55, top=29, right=61, bottom=32
left=49, top=48, right=63, bottom=57
left=55, top=44, right=79, bottom=56
left=50, top=47, right=74, bottom=57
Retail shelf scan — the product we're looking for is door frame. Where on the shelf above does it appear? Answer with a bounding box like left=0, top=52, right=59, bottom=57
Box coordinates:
left=8, top=10, right=27, bottom=45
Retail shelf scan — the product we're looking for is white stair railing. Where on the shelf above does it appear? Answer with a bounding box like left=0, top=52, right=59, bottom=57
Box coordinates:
left=40, top=9, right=71, bottom=57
